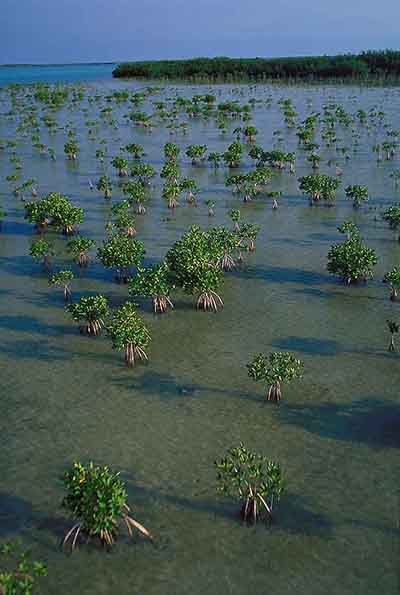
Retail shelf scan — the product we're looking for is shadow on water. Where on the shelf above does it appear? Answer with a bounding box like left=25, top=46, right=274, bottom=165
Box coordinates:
left=278, top=399, right=400, bottom=449
left=0, top=339, right=72, bottom=361
left=112, top=371, right=262, bottom=403
left=0, top=493, right=35, bottom=536
left=272, top=336, right=340, bottom=356
left=291, top=286, right=384, bottom=302
left=272, top=334, right=398, bottom=360
left=230, top=264, right=333, bottom=286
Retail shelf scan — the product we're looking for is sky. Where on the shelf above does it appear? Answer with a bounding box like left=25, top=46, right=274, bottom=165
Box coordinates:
left=1, top=0, right=399, bottom=64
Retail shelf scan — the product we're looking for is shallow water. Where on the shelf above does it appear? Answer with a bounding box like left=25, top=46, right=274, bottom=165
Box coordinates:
left=0, top=74, right=399, bottom=594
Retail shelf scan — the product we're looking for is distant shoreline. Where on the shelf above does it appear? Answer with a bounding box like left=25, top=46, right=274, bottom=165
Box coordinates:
left=113, top=51, right=400, bottom=81
left=0, top=62, right=117, bottom=68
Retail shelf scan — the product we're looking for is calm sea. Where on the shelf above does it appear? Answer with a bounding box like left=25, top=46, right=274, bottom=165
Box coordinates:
left=0, top=63, right=116, bottom=85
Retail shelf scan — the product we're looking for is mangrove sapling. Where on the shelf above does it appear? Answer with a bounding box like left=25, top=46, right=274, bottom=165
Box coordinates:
left=185, top=144, right=207, bottom=166
left=107, top=302, right=151, bottom=366
left=62, top=461, right=151, bottom=550
left=382, top=204, right=400, bottom=241
left=160, top=162, right=180, bottom=183
left=298, top=174, right=341, bottom=205
left=337, top=221, right=360, bottom=241
left=223, top=140, right=243, bottom=168
left=208, top=152, right=222, bottom=168
left=247, top=352, right=304, bottom=402
left=229, top=208, right=241, bottom=232
left=345, top=185, right=369, bottom=209
left=129, top=263, right=174, bottom=313
left=208, top=226, right=238, bottom=271
left=180, top=178, right=198, bottom=204
left=110, top=210, right=137, bottom=237
left=97, top=234, right=145, bottom=282
left=238, top=222, right=261, bottom=252
left=96, top=175, right=112, bottom=199
left=390, top=170, right=400, bottom=188
left=243, top=125, right=258, bottom=142
left=383, top=268, right=400, bottom=301
left=66, top=236, right=96, bottom=267
left=66, top=295, right=109, bottom=335
left=386, top=320, right=399, bottom=352
left=267, top=191, right=282, bottom=209
left=215, top=443, right=283, bottom=524
left=29, top=239, right=54, bottom=270
left=111, top=155, right=129, bottom=177
left=164, top=142, right=180, bottom=163
left=49, top=270, right=74, bottom=302
left=166, top=225, right=225, bottom=311
left=55, top=203, right=84, bottom=235
left=327, top=236, right=378, bottom=284
left=124, top=142, right=145, bottom=159
left=0, top=206, right=6, bottom=229
left=205, top=199, right=215, bottom=216
left=162, top=181, right=181, bottom=209
left=64, top=140, right=79, bottom=160
left=0, top=542, right=47, bottom=594
left=130, top=163, right=156, bottom=186
left=122, top=180, right=147, bottom=214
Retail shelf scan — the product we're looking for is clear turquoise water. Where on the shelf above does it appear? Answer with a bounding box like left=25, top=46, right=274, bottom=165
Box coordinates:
left=0, top=63, right=116, bottom=85
left=0, top=71, right=398, bottom=594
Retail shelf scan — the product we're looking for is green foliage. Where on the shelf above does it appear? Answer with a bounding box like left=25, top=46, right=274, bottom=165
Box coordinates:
left=383, top=267, right=400, bottom=288
left=114, top=52, right=400, bottom=81
left=111, top=156, right=129, bottom=176
left=66, top=295, right=109, bottom=335
left=344, top=184, right=369, bottom=208
left=130, top=163, right=156, bottom=184
left=247, top=352, right=304, bottom=400
left=66, top=236, right=96, bottom=267
left=129, top=263, right=173, bottom=300
left=107, top=301, right=151, bottom=364
left=64, top=140, right=79, bottom=159
left=327, top=236, right=377, bottom=283
left=96, top=175, right=112, bottom=198
left=215, top=443, right=283, bottom=523
left=62, top=462, right=132, bottom=547
left=29, top=239, right=53, bottom=260
left=49, top=270, right=74, bottom=286
left=24, top=192, right=84, bottom=233
left=164, top=142, right=180, bottom=162
left=382, top=204, right=400, bottom=230
left=185, top=144, right=207, bottom=164
left=208, top=152, right=222, bottom=167
left=337, top=221, right=360, bottom=240
left=160, top=162, right=180, bottom=182
left=299, top=174, right=341, bottom=203
left=0, top=543, right=47, bottom=595
left=124, top=143, right=145, bottom=158
left=97, top=235, right=145, bottom=280
left=166, top=225, right=225, bottom=310
left=223, top=140, right=243, bottom=168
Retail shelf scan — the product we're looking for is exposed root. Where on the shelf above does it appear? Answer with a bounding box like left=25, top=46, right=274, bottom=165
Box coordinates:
left=124, top=343, right=148, bottom=367
left=219, top=252, right=236, bottom=271
left=267, top=383, right=282, bottom=402
left=80, top=319, right=104, bottom=336
left=196, top=290, right=224, bottom=312
left=152, top=295, right=174, bottom=314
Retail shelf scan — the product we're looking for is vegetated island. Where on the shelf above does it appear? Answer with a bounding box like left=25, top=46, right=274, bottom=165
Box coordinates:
left=113, top=50, right=400, bottom=82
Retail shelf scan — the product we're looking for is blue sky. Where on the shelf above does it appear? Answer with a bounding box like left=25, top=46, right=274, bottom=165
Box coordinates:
left=1, top=0, right=399, bottom=64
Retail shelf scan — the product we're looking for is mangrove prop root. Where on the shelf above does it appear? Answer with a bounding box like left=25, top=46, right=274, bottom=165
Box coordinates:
left=124, top=343, right=148, bottom=367
left=220, top=253, right=236, bottom=271
left=196, top=290, right=224, bottom=312
left=152, top=295, right=174, bottom=314
left=267, top=383, right=282, bottom=402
